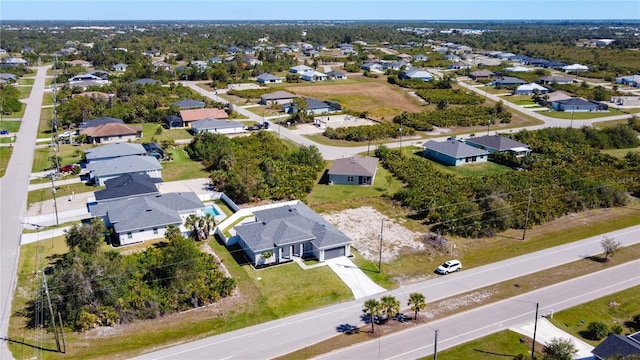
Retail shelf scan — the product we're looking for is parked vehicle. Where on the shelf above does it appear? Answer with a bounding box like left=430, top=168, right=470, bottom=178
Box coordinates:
left=436, top=259, right=462, bottom=274
left=58, top=164, right=75, bottom=173
left=0, top=130, right=9, bottom=135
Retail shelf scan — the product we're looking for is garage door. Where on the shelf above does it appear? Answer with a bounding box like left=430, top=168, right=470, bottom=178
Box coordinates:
left=324, top=246, right=345, bottom=260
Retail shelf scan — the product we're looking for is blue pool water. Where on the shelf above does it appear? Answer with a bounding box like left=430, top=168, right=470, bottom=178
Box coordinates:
left=203, top=206, right=221, bottom=216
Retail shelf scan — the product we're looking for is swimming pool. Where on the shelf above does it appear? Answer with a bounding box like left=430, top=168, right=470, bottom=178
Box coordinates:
left=203, top=206, right=221, bottom=216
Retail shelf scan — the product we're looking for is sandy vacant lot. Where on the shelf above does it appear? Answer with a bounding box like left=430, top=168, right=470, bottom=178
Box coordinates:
left=322, top=206, right=424, bottom=263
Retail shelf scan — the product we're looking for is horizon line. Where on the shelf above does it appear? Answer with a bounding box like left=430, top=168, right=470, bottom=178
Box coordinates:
left=3, top=18, right=640, bottom=22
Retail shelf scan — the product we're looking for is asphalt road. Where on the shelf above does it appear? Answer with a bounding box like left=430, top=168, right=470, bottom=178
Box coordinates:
left=0, top=66, right=48, bottom=359
left=133, top=225, right=640, bottom=360
left=319, top=260, right=640, bottom=360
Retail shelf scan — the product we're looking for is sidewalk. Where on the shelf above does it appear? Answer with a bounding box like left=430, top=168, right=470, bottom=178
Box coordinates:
left=21, top=226, right=73, bottom=245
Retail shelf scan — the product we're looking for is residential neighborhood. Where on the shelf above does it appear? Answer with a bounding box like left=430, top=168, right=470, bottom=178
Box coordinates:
left=0, top=15, right=639, bottom=360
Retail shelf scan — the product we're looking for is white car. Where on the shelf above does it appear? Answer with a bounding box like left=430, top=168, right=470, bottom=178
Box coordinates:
left=436, top=260, right=462, bottom=274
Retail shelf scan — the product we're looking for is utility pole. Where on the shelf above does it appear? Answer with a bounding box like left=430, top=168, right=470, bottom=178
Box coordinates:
left=378, top=219, right=384, bottom=273
left=522, top=188, right=532, bottom=240
left=51, top=175, right=59, bottom=226
left=487, top=116, right=491, bottom=135
left=42, top=271, right=61, bottom=352
left=434, top=329, right=439, bottom=360
left=531, top=302, right=539, bottom=359
left=570, top=108, right=575, bottom=129
left=399, top=118, right=403, bottom=155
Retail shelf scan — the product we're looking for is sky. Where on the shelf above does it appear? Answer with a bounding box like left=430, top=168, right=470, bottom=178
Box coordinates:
left=2, top=0, right=639, bottom=21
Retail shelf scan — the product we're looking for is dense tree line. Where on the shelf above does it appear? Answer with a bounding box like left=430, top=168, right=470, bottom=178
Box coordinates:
left=323, top=122, right=415, bottom=142
left=186, top=131, right=324, bottom=203
left=32, top=220, right=235, bottom=331
left=414, top=89, right=483, bottom=105
left=376, top=126, right=639, bottom=237
left=393, top=103, right=511, bottom=131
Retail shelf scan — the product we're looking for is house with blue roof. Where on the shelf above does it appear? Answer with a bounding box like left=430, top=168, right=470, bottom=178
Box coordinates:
left=423, top=139, right=489, bottom=166
left=256, top=73, right=283, bottom=84
left=233, top=201, right=352, bottom=267
left=171, top=99, right=206, bottom=110
left=93, top=173, right=161, bottom=204
left=551, top=98, right=608, bottom=112
left=84, top=143, right=147, bottom=163
left=282, top=98, right=341, bottom=115
left=399, top=69, right=433, bottom=81
left=87, top=156, right=162, bottom=186
left=616, top=75, right=640, bottom=88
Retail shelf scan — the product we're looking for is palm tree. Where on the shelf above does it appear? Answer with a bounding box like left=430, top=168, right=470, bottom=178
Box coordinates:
left=185, top=214, right=200, bottom=240
left=202, top=213, right=217, bottom=239
left=408, top=292, right=426, bottom=320
left=362, top=298, right=380, bottom=333
left=164, top=224, right=181, bottom=241
left=380, top=295, right=400, bottom=320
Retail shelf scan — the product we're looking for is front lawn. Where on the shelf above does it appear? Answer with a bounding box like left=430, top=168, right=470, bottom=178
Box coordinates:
left=0, top=147, right=12, bottom=177
left=4, top=103, right=26, bottom=119
left=420, top=330, right=535, bottom=360
left=16, top=86, right=32, bottom=99
left=544, top=108, right=627, bottom=119
left=161, top=147, right=208, bottom=181
left=139, top=123, right=194, bottom=143
left=0, top=121, right=22, bottom=133
left=27, top=181, right=103, bottom=205
left=428, top=158, right=514, bottom=177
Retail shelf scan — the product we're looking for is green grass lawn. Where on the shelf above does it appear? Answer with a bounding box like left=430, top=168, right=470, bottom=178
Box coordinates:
left=161, top=147, right=208, bottom=181
left=16, top=86, right=32, bottom=99
left=0, top=147, right=13, bottom=177
left=139, top=123, right=194, bottom=143
left=549, top=285, right=640, bottom=346
left=17, top=78, right=35, bottom=86
left=31, top=143, right=88, bottom=172
left=544, top=108, right=627, bottom=120
left=0, top=121, right=22, bottom=133
left=601, top=146, right=640, bottom=159
left=42, top=92, right=54, bottom=106
left=0, top=137, right=16, bottom=143
left=420, top=330, right=535, bottom=360
left=428, top=157, right=514, bottom=177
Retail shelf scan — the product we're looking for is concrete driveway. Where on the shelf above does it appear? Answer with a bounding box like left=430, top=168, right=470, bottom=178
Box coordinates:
left=325, top=256, right=386, bottom=299
left=510, top=317, right=595, bottom=359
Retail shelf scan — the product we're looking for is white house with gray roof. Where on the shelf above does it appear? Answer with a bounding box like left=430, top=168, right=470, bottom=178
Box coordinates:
left=84, top=143, right=147, bottom=163
left=328, top=155, right=378, bottom=185
left=87, top=155, right=162, bottom=186
left=423, top=139, right=489, bottom=166
left=90, top=192, right=205, bottom=245
left=233, top=201, right=352, bottom=267
left=260, top=90, right=298, bottom=105
left=190, top=119, right=245, bottom=135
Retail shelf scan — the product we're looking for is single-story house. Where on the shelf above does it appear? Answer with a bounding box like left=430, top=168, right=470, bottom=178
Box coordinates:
left=208, top=56, right=223, bottom=64
left=87, top=155, right=162, bottom=186
left=256, top=73, right=282, bottom=84
left=259, top=90, right=298, bottom=105
left=399, top=69, right=433, bottom=81
left=171, top=99, right=206, bottom=110
left=551, top=97, right=608, bottom=112
left=84, top=143, right=147, bottom=163
left=191, top=118, right=245, bottom=135
left=492, top=77, right=528, bottom=87
left=413, top=54, right=429, bottom=62
left=191, top=60, right=208, bottom=70
left=423, top=139, right=489, bottom=166
left=536, top=75, right=574, bottom=85
left=469, top=69, right=495, bottom=79
left=233, top=201, right=352, bottom=267
left=326, top=70, right=347, bottom=80
left=444, top=54, right=461, bottom=62
left=134, top=78, right=160, bottom=85
left=283, top=98, right=341, bottom=115
left=93, top=173, right=161, bottom=203
left=164, top=115, right=184, bottom=128
left=300, top=70, right=328, bottom=82
left=0, top=73, right=18, bottom=82
left=73, top=91, right=111, bottom=101
left=179, top=108, right=229, bottom=128
left=88, top=70, right=109, bottom=79
left=152, top=61, right=171, bottom=71
left=290, top=65, right=314, bottom=74
left=616, top=75, right=640, bottom=87
left=90, top=192, right=205, bottom=246
left=67, top=59, right=92, bottom=67
left=562, top=63, right=589, bottom=73
left=545, top=90, right=573, bottom=103
left=112, top=63, right=128, bottom=71
left=68, top=74, right=110, bottom=87
left=448, top=61, right=470, bottom=70
left=504, top=66, right=531, bottom=73
left=2, top=57, right=28, bottom=66
left=80, top=121, right=143, bottom=144
left=397, top=53, right=412, bottom=62
left=591, top=332, right=640, bottom=359
left=382, top=61, right=410, bottom=71
left=513, top=83, right=548, bottom=95
left=464, top=135, right=531, bottom=157
left=361, top=62, right=384, bottom=72
left=328, top=155, right=378, bottom=186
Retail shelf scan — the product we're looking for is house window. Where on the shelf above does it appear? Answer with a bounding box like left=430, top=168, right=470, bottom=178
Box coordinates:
left=347, top=176, right=354, bottom=182
left=471, top=156, right=477, bottom=162
left=127, top=232, right=132, bottom=239
left=153, top=228, right=158, bottom=235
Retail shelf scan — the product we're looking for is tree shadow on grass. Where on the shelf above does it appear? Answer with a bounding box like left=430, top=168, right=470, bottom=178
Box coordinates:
left=2, top=337, right=59, bottom=353
left=584, top=255, right=607, bottom=263
left=473, top=349, right=517, bottom=357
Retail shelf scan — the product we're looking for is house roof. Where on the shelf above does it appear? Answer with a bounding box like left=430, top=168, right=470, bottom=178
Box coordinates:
left=172, top=99, right=206, bottom=109
left=329, top=155, right=378, bottom=177
left=546, top=90, right=573, bottom=102
left=563, top=63, right=589, bottom=71
left=493, top=77, right=528, bottom=85
left=261, top=91, right=297, bottom=101
left=301, top=70, right=328, bottom=78
left=79, top=117, right=124, bottom=130
left=592, top=334, right=640, bottom=358
left=290, top=65, right=314, bottom=72
left=134, top=78, right=160, bottom=85
left=326, top=70, right=346, bottom=77
left=537, top=75, right=573, bottom=83
left=469, top=69, right=495, bottom=77
left=465, top=135, right=529, bottom=152
left=91, top=192, right=204, bottom=233
left=423, top=139, right=489, bottom=158
left=180, top=108, right=229, bottom=122
left=303, top=98, right=334, bottom=110
left=552, top=97, right=600, bottom=107
left=516, top=83, right=548, bottom=92
left=234, top=202, right=351, bottom=253
left=73, top=91, right=110, bottom=100
left=0, top=73, right=18, bottom=80
left=85, top=143, right=146, bottom=161
left=87, top=156, right=161, bottom=177
left=504, top=66, right=531, bottom=72
left=80, top=122, right=142, bottom=138
left=402, top=69, right=433, bottom=79
left=257, top=73, right=281, bottom=81
left=94, top=173, right=160, bottom=202
left=191, top=118, right=244, bottom=130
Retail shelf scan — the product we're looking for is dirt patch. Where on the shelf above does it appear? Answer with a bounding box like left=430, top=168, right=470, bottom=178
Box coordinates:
left=322, top=206, right=423, bottom=262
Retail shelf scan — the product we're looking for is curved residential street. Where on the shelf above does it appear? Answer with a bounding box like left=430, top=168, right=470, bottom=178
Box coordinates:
left=133, top=225, right=640, bottom=359
left=0, top=66, right=49, bottom=359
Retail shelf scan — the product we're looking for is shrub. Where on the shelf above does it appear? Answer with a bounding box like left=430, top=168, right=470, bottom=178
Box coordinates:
left=587, top=321, right=609, bottom=340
